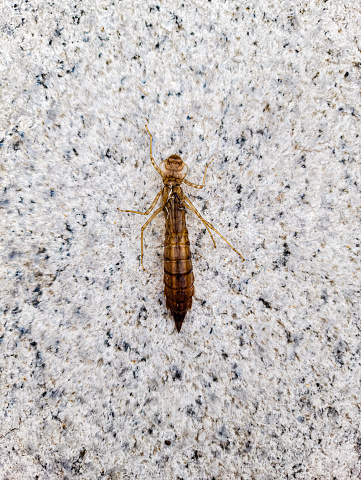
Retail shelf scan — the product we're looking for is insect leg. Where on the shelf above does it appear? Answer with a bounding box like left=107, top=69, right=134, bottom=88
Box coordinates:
left=140, top=206, right=164, bottom=271
left=184, top=196, right=245, bottom=262
left=138, top=85, right=149, bottom=96
left=183, top=198, right=217, bottom=248
left=117, top=189, right=162, bottom=215
left=145, top=125, right=162, bottom=175
left=183, top=158, right=214, bottom=189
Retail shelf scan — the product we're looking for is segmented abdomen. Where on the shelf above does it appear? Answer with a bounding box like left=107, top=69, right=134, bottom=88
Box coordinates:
left=163, top=193, right=194, bottom=332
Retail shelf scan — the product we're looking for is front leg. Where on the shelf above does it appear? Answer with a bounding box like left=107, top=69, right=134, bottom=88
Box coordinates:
left=183, top=158, right=214, bottom=189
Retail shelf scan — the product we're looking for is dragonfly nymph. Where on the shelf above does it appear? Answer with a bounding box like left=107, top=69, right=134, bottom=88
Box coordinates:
left=118, top=126, right=244, bottom=332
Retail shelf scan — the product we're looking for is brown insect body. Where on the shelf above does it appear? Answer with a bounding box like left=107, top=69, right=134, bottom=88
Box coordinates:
left=118, top=126, right=244, bottom=333
left=161, top=163, right=194, bottom=332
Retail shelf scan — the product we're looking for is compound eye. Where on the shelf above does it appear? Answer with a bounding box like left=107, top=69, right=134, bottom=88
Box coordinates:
left=180, top=163, right=188, bottom=177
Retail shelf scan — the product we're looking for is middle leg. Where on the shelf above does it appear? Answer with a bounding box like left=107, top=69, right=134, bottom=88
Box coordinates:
left=140, top=206, right=164, bottom=271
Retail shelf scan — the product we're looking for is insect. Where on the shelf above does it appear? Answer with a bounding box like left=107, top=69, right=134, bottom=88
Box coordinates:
left=118, top=125, right=244, bottom=332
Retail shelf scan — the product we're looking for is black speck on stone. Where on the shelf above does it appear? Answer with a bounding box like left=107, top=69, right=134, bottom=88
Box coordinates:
left=36, top=73, right=48, bottom=89
left=258, top=297, right=271, bottom=308
left=138, top=305, right=148, bottom=319
left=172, top=366, right=182, bottom=381
left=355, top=437, right=361, bottom=454
left=13, top=140, right=21, bottom=150
left=282, top=243, right=291, bottom=266
left=236, top=136, right=246, bottom=146
left=191, top=450, right=201, bottom=460
left=333, top=340, right=345, bottom=366
left=186, top=406, right=195, bottom=416
left=327, top=407, right=338, bottom=418
left=321, top=290, right=328, bottom=303
left=244, top=440, right=252, bottom=452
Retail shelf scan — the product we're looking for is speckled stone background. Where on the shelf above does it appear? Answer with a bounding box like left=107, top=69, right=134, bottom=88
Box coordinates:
left=1, top=1, right=360, bottom=479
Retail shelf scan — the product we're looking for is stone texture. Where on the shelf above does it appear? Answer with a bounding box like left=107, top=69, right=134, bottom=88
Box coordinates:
left=1, top=1, right=360, bottom=479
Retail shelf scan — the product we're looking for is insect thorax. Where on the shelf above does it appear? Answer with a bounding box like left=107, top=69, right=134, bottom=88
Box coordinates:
left=162, top=184, right=184, bottom=205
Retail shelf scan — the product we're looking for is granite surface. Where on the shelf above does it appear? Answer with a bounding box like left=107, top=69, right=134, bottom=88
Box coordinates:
left=1, top=1, right=361, bottom=479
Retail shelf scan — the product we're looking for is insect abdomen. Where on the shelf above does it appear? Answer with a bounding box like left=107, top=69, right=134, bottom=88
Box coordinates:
left=163, top=194, right=194, bottom=332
